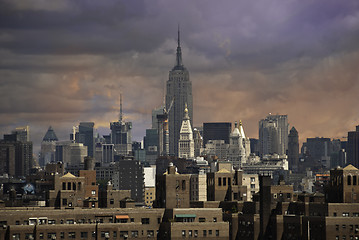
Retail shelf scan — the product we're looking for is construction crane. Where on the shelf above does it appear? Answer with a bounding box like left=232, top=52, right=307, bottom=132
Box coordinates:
left=157, top=98, right=174, bottom=156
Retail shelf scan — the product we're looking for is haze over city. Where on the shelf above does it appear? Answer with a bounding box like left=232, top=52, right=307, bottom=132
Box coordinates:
left=1, top=0, right=359, bottom=150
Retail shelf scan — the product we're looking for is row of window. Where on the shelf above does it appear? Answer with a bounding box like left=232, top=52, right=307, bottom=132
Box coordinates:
left=333, top=212, right=359, bottom=217
left=335, top=236, right=359, bottom=240
left=335, top=224, right=359, bottom=232
left=181, top=229, right=219, bottom=237
left=13, top=217, right=161, bottom=225
left=12, top=230, right=156, bottom=240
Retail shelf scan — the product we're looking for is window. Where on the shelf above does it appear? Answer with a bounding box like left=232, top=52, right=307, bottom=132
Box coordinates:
left=68, top=232, right=76, bottom=239
left=182, top=230, right=186, bottom=237
left=194, top=230, right=198, bottom=237
left=251, top=184, right=255, bottom=189
left=48, top=220, right=56, bottom=224
left=12, top=234, right=20, bottom=240
left=62, top=198, right=67, bottom=206
left=25, top=233, right=34, bottom=239
left=66, top=219, right=74, bottom=224
left=48, top=233, right=56, bottom=239
left=91, top=190, right=96, bottom=195
left=354, top=213, right=359, bottom=217
left=39, top=233, right=44, bottom=239
left=73, top=182, right=76, bottom=190
left=147, top=230, right=154, bottom=238
left=62, top=182, right=66, bottom=190
left=60, top=232, right=64, bottom=239
left=68, top=182, right=71, bottom=190
left=189, top=230, right=192, bottom=237
left=110, top=199, right=114, bottom=204
left=334, top=212, right=337, bottom=217
left=141, top=218, right=150, bottom=224
left=199, top=218, right=206, bottom=222
left=157, top=217, right=161, bottom=224
left=343, top=212, right=350, bottom=217
left=80, top=232, right=88, bottom=238
left=213, top=217, right=217, bottom=222
left=208, top=230, right=212, bottom=235
left=120, top=231, right=128, bottom=237
left=203, top=230, right=207, bottom=236
left=354, top=176, right=357, bottom=185
left=131, top=231, right=138, bottom=237
left=216, top=230, right=219, bottom=236
left=130, top=218, right=134, bottom=222
left=336, top=225, right=340, bottom=230
left=223, top=177, right=226, bottom=186
left=218, top=177, right=222, bottom=186
left=113, top=231, right=117, bottom=238
left=182, top=180, right=186, bottom=190
left=250, top=177, right=255, bottom=182
left=287, top=193, right=291, bottom=199
left=348, top=176, right=352, bottom=185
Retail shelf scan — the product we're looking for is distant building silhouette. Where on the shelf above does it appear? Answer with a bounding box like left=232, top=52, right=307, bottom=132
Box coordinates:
left=287, top=126, right=299, bottom=172
left=203, top=122, right=232, bottom=147
left=347, top=125, right=359, bottom=168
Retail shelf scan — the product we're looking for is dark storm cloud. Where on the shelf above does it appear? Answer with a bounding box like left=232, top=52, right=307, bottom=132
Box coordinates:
left=1, top=0, right=359, bottom=153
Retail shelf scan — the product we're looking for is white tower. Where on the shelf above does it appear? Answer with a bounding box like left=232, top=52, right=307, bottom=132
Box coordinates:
left=227, top=121, right=250, bottom=168
left=178, top=105, right=195, bottom=159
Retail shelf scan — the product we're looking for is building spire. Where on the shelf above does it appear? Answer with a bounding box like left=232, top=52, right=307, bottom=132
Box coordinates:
left=175, top=24, right=183, bottom=67
left=119, top=93, right=123, bottom=122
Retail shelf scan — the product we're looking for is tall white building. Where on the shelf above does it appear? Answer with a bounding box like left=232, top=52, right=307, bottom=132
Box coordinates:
left=227, top=121, right=251, bottom=168
left=178, top=105, right=194, bottom=159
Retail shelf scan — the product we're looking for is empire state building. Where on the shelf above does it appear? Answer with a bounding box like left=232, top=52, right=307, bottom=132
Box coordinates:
left=166, top=28, right=193, bottom=157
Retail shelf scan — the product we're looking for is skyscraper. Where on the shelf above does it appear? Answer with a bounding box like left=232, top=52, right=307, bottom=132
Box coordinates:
left=203, top=122, right=232, bottom=147
left=110, top=95, right=132, bottom=156
left=166, top=27, right=193, bottom=157
left=347, top=125, right=359, bottom=168
left=287, top=127, right=299, bottom=172
left=259, top=114, right=288, bottom=156
left=78, top=122, right=95, bottom=158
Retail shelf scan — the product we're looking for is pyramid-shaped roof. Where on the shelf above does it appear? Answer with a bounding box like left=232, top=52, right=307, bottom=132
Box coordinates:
left=343, top=164, right=358, bottom=171
left=43, top=126, right=58, bottom=142
left=62, top=172, right=76, bottom=178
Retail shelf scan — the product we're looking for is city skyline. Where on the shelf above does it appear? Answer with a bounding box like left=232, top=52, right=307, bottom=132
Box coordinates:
left=1, top=1, right=359, bottom=151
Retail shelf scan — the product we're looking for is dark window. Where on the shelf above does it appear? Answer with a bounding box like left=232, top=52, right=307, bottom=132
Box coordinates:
left=141, top=218, right=150, bottom=224
left=157, top=218, right=161, bottom=224
left=199, top=218, right=206, bottom=222
left=73, top=182, right=76, bottom=191
left=223, top=177, right=226, bottom=186
left=68, top=182, right=71, bottom=190
left=354, top=176, right=357, bottom=185
left=62, top=198, right=67, bottom=206
left=62, top=182, right=66, bottom=190
left=130, top=218, right=134, bottom=222
left=216, top=230, right=219, bottom=236
left=110, top=199, right=114, bottom=204
left=218, top=177, right=222, bottom=186
left=182, top=180, right=186, bottom=190
left=203, top=230, right=207, bottom=236
left=348, top=176, right=352, bottom=185
left=80, top=232, right=88, bottom=238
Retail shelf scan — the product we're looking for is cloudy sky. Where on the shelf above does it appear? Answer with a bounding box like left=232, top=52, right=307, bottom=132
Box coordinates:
left=1, top=0, right=359, bottom=153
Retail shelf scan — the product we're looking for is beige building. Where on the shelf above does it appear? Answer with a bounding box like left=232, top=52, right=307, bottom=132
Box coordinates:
left=190, top=173, right=207, bottom=201
left=242, top=173, right=259, bottom=201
